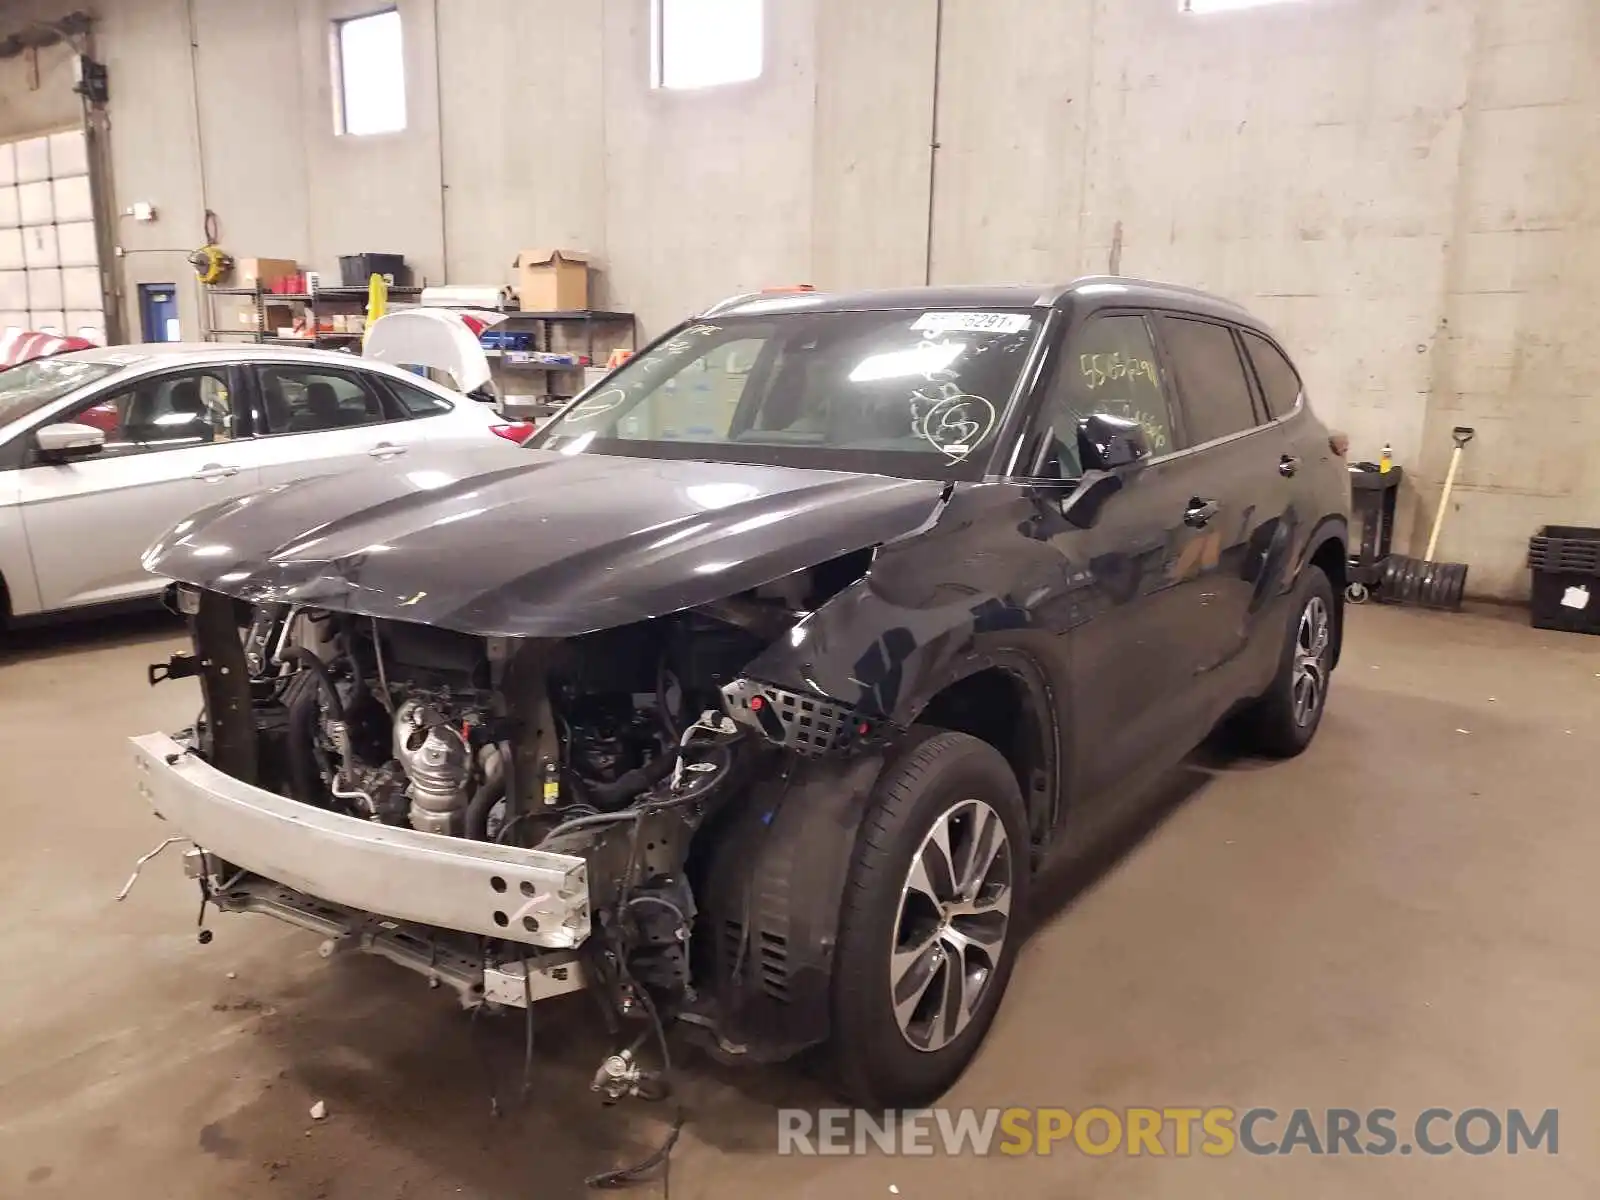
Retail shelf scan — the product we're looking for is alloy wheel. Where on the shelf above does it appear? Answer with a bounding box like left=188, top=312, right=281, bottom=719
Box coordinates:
left=1292, top=594, right=1332, bottom=727
left=890, top=798, right=1014, bottom=1053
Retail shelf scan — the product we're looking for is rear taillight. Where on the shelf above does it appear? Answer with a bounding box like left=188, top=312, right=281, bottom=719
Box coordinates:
left=491, top=421, right=536, bottom=445
left=1329, top=431, right=1350, bottom=457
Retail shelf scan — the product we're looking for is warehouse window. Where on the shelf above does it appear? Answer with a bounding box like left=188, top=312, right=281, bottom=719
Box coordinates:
left=334, top=9, right=407, bottom=135
left=1181, top=0, right=1307, bottom=11
left=652, top=0, right=763, bottom=90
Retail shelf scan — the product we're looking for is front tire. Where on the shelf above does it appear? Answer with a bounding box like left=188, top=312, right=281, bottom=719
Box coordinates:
left=1238, top=565, right=1337, bottom=757
left=828, top=728, right=1029, bottom=1107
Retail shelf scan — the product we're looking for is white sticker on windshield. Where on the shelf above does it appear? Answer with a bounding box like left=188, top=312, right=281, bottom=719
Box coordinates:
left=910, top=311, right=1031, bottom=335
left=910, top=383, right=998, bottom=464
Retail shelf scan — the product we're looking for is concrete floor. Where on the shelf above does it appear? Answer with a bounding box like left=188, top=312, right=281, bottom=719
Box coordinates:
left=0, top=603, right=1596, bottom=1199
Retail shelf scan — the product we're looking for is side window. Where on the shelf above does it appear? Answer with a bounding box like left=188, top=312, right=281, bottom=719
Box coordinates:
left=63, top=368, right=234, bottom=459
left=1155, top=317, right=1259, bottom=444
left=1030, top=313, right=1176, bottom=477
left=256, top=366, right=389, bottom=435
left=385, top=375, right=456, bottom=417
left=1242, top=330, right=1302, bottom=420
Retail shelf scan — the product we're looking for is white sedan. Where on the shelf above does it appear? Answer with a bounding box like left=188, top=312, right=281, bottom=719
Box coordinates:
left=0, top=341, right=527, bottom=622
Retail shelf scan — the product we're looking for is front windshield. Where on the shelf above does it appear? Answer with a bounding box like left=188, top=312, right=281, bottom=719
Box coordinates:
left=530, top=307, right=1042, bottom=479
left=0, top=357, right=121, bottom=427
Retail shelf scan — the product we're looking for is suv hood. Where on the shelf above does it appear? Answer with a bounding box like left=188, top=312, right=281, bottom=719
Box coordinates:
left=142, top=446, right=947, bottom=637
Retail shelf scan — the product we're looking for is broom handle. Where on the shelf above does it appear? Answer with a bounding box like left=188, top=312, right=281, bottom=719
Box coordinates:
left=1424, top=444, right=1464, bottom=561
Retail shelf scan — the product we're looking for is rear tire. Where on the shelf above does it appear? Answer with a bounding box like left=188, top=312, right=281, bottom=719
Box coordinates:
left=1237, top=565, right=1337, bottom=757
left=828, top=728, right=1029, bottom=1108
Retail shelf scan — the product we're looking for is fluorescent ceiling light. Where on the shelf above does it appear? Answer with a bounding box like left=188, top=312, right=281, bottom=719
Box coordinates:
left=849, top=342, right=965, bottom=383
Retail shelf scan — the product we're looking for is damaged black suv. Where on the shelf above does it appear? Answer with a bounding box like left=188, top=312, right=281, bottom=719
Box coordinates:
left=134, top=279, right=1350, bottom=1108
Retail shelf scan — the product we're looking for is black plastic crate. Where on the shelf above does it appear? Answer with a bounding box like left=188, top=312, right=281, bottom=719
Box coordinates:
left=1528, top=525, right=1600, bottom=634
left=338, top=253, right=410, bottom=288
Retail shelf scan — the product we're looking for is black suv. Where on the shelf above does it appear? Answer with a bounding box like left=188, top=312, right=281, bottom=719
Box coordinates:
left=135, top=278, right=1350, bottom=1109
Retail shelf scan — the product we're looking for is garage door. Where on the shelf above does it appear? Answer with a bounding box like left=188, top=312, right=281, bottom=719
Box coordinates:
left=0, top=128, right=104, bottom=345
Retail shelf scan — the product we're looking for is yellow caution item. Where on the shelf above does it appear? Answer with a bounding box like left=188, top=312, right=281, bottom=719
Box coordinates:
left=363, top=273, right=389, bottom=347
left=187, top=244, right=233, bottom=285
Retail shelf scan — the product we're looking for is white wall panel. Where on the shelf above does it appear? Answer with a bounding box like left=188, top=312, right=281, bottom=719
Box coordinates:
left=26, top=269, right=62, bottom=308
left=22, top=226, right=58, bottom=269
left=16, top=181, right=51, bottom=226
left=47, top=130, right=88, bottom=176
left=14, top=136, right=50, bottom=183
left=56, top=222, right=96, bottom=268
left=51, top=176, right=92, bottom=223
left=62, top=266, right=100, bottom=308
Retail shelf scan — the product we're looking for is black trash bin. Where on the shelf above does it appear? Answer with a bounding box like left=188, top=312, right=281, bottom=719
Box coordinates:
left=1348, top=464, right=1402, bottom=601
left=1528, top=525, right=1600, bottom=634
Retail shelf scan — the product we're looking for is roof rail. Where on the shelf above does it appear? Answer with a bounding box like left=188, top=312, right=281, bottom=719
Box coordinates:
left=698, top=285, right=824, bottom=318
left=697, top=292, right=765, bottom=317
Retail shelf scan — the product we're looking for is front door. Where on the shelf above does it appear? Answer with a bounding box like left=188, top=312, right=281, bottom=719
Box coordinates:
left=19, top=364, right=258, bottom=611
left=1020, top=310, right=1217, bottom=799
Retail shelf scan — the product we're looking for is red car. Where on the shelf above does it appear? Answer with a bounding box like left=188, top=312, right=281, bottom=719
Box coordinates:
left=0, top=330, right=97, bottom=369
left=0, top=331, right=114, bottom=429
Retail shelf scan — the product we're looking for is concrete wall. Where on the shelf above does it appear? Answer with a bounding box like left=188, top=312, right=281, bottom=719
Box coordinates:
left=34, top=0, right=1600, bottom=597
left=0, top=41, right=79, bottom=142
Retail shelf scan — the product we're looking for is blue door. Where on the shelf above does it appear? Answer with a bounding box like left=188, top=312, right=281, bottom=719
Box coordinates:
left=138, top=283, right=181, bottom=343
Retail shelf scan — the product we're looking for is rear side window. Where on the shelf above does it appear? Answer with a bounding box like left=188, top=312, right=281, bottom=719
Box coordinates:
left=386, top=375, right=455, bottom=417
left=1155, top=316, right=1258, bottom=444
left=256, top=366, right=389, bottom=434
left=1242, top=330, right=1302, bottom=419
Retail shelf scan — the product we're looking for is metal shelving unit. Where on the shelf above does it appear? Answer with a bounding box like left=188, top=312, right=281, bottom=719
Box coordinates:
left=486, top=309, right=638, bottom=416
left=202, top=283, right=423, bottom=347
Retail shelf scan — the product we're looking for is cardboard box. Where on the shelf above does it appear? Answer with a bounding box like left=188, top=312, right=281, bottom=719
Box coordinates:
left=235, top=257, right=299, bottom=289
left=514, top=248, right=589, bottom=312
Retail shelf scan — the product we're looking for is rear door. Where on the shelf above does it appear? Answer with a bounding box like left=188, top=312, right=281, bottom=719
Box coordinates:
left=378, top=372, right=504, bottom=447
left=1151, top=314, right=1297, bottom=718
left=246, top=361, right=431, bottom=485
left=18, top=363, right=258, bottom=611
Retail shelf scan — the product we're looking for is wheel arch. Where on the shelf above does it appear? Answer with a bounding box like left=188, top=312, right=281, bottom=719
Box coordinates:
left=907, top=651, right=1062, bottom=861
left=1300, top=516, right=1348, bottom=668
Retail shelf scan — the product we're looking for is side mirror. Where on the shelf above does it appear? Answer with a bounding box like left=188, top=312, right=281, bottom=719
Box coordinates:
left=1077, top=413, right=1151, bottom=472
left=35, top=421, right=106, bottom=462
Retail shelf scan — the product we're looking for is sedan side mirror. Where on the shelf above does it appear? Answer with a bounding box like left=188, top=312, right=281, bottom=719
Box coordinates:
left=35, top=421, right=106, bottom=462
left=1077, top=413, right=1151, bottom=472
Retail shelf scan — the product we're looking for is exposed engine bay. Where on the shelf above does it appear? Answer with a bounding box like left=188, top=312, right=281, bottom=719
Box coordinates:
left=136, top=554, right=885, bottom=1110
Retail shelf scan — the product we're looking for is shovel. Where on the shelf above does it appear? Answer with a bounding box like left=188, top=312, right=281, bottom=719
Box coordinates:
left=1379, top=426, right=1474, bottom=610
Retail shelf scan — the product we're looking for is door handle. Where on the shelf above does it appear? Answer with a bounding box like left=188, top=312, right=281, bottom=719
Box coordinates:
left=193, top=464, right=240, bottom=482
left=1278, top=454, right=1301, bottom=477
left=1184, top=498, right=1221, bottom=528
left=368, top=443, right=408, bottom=459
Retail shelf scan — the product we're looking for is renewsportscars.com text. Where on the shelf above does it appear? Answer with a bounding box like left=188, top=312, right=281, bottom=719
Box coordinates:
left=778, top=1106, right=1559, bottom=1158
